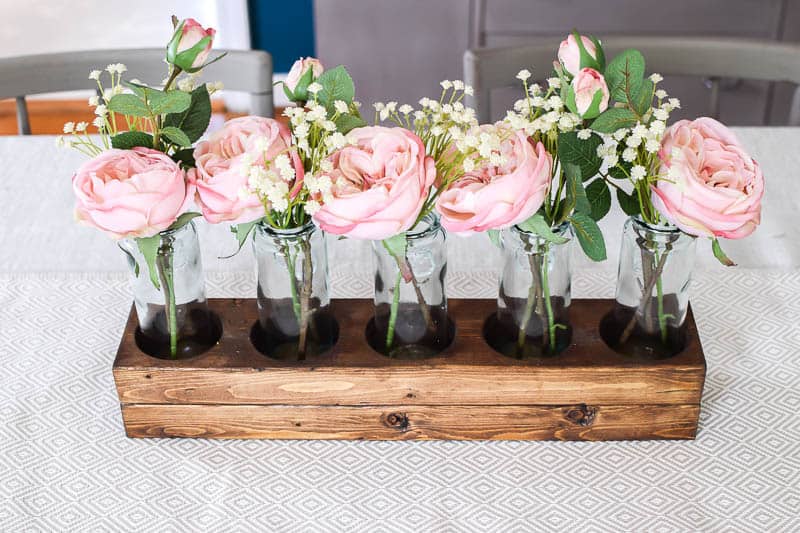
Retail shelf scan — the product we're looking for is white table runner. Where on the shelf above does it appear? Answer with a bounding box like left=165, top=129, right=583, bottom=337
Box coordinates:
left=2, top=269, right=799, bottom=531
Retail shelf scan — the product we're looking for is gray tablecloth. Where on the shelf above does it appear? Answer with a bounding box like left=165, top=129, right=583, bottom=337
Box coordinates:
left=2, top=268, right=799, bottom=531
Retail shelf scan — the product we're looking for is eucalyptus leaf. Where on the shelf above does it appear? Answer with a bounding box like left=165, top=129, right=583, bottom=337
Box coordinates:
left=558, top=131, right=602, bottom=181
left=569, top=212, right=607, bottom=261
left=135, top=234, right=162, bottom=289
left=712, top=238, right=736, bottom=266
left=605, top=49, right=645, bottom=104
left=585, top=179, right=611, bottom=221
left=591, top=107, right=638, bottom=133
left=564, top=163, right=591, bottom=216
left=111, top=131, right=154, bottom=150
left=517, top=214, right=569, bottom=244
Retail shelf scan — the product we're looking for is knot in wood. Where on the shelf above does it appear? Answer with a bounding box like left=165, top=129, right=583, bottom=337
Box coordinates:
left=384, top=412, right=410, bottom=431
left=565, top=404, right=597, bottom=427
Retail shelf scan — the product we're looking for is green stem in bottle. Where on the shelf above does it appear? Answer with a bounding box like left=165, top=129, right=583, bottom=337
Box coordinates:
left=654, top=250, right=667, bottom=343
left=540, top=243, right=557, bottom=352
left=386, top=269, right=402, bottom=350
left=155, top=237, right=178, bottom=359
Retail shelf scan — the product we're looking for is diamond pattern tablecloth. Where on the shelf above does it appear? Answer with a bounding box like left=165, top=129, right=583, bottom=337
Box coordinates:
left=2, top=269, right=799, bottom=532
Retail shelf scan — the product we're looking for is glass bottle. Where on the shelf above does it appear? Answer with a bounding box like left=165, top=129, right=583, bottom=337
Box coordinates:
left=370, top=214, right=451, bottom=358
left=252, top=221, right=337, bottom=360
left=601, top=216, right=697, bottom=358
left=486, top=222, right=572, bottom=358
left=118, top=221, right=218, bottom=359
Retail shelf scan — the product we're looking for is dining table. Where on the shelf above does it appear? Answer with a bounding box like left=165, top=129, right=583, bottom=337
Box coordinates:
left=1, top=127, right=799, bottom=531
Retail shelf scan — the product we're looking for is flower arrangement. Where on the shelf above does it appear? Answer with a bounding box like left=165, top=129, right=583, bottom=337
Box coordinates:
left=65, top=16, right=224, bottom=358
left=65, top=22, right=764, bottom=362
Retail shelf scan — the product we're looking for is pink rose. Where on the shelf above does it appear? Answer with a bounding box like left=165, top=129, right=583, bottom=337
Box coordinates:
left=313, top=126, right=435, bottom=240
left=191, top=116, right=304, bottom=224
left=571, top=68, right=609, bottom=118
left=653, top=117, right=764, bottom=239
left=435, top=126, right=552, bottom=233
left=286, top=57, right=324, bottom=91
left=73, top=147, right=193, bottom=239
left=166, top=18, right=215, bottom=73
left=558, top=33, right=598, bottom=76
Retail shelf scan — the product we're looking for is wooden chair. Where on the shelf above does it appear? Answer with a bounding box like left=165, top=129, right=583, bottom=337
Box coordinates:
left=0, top=48, right=274, bottom=134
left=464, top=36, right=800, bottom=125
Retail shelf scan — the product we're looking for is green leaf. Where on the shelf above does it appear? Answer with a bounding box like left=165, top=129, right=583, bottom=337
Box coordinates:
left=631, top=78, right=654, bottom=116
left=585, top=179, right=611, bottom=221
left=604, top=49, right=645, bottom=104
left=160, top=126, right=191, bottom=147
left=283, top=83, right=295, bottom=102
left=333, top=112, right=366, bottom=135
left=517, top=214, right=569, bottom=244
left=108, top=94, right=150, bottom=117
left=111, top=131, right=154, bottom=149
left=712, top=238, right=736, bottom=267
left=608, top=161, right=632, bottom=180
left=164, top=84, right=211, bottom=142
left=589, top=35, right=606, bottom=71
left=564, top=84, right=578, bottom=115
left=564, top=163, right=591, bottom=216
left=226, top=219, right=262, bottom=258
left=580, top=88, right=605, bottom=120
left=616, top=187, right=641, bottom=216
left=316, top=65, right=355, bottom=107
left=147, top=90, right=191, bottom=115
left=569, top=212, right=606, bottom=261
left=168, top=212, right=201, bottom=231
left=135, top=234, right=162, bottom=289
left=590, top=107, right=638, bottom=133
left=171, top=147, right=195, bottom=169
left=382, top=232, right=407, bottom=259
left=487, top=229, right=502, bottom=248
left=558, top=131, right=602, bottom=181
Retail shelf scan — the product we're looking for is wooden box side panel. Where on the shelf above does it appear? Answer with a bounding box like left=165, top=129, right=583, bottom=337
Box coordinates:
left=121, top=403, right=701, bottom=441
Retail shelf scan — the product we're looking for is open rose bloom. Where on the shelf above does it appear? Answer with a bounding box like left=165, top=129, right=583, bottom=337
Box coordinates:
left=654, top=117, right=764, bottom=239
left=312, top=126, right=435, bottom=240
left=436, top=126, right=553, bottom=233
left=72, top=147, right=193, bottom=239
left=191, top=116, right=304, bottom=224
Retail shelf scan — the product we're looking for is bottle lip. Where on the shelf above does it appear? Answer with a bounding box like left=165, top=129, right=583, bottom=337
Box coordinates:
left=631, top=215, right=681, bottom=235
left=406, top=213, right=441, bottom=241
left=257, top=220, right=316, bottom=237
left=512, top=220, right=571, bottom=238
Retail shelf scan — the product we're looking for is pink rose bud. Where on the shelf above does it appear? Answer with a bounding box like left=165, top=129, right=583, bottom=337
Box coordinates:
left=166, top=18, right=216, bottom=73
left=73, top=147, right=194, bottom=239
left=313, top=126, right=435, bottom=240
left=191, top=116, right=304, bottom=224
left=558, top=33, right=598, bottom=76
left=571, top=68, right=609, bottom=118
left=285, top=57, right=324, bottom=92
left=653, top=117, right=764, bottom=239
left=436, top=126, right=552, bottom=234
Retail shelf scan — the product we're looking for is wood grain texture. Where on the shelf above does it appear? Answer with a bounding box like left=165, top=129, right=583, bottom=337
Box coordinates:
left=121, top=403, right=701, bottom=441
left=113, top=299, right=706, bottom=407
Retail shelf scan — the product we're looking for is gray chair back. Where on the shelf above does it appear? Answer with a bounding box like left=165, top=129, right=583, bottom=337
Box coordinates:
left=464, top=36, right=800, bottom=125
left=0, top=48, right=274, bottom=134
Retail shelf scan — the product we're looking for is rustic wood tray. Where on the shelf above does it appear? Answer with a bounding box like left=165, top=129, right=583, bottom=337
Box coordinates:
left=113, top=298, right=706, bottom=441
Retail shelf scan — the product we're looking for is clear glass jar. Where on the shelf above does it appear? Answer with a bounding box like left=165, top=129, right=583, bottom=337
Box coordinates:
left=369, top=214, right=451, bottom=358
left=485, top=222, right=572, bottom=358
left=600, top=216, right=697, bottom=358
left=118, top=221, right=218, bottom=359
left=252, top=221, right=337, bottom=360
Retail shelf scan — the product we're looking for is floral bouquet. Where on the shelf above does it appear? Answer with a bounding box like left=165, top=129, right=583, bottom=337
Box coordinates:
left=65, top=17, right=223, bottom=358
left=189, top=57, right=365, bottom=358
